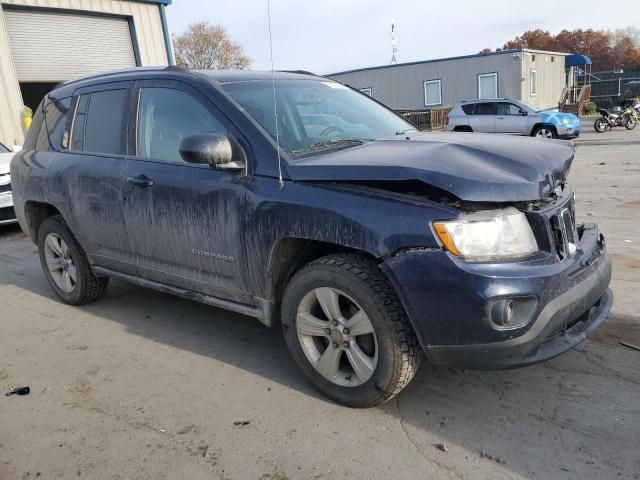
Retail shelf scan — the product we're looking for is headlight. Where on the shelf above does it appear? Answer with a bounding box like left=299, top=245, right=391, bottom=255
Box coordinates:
left=562, top=117, right=570, bottom=125
left=433, top=207, right=538, bottom=261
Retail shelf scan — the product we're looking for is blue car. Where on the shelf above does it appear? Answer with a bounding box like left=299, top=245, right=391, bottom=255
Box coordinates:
left=445, top=98, right=581, bottom=139
left=11, top=69, right=610, bottom=407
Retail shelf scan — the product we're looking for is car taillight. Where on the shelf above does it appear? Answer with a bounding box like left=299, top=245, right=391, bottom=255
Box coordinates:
left=445, top=115, right=449, bottom=125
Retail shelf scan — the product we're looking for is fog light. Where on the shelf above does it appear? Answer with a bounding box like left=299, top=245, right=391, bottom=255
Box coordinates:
left=490, top=297, right=537, bottom=330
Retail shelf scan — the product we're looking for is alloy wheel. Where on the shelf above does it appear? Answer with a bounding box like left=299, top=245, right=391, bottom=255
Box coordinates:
left=43, top=233, right=77, bottom=293
left=535, top=127, right=554, bottom=139
left=296, top=287, right=378, bottom=387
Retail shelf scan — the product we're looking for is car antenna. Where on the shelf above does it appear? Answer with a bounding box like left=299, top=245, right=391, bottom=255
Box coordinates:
left=266, top=0, right=284, bottom=187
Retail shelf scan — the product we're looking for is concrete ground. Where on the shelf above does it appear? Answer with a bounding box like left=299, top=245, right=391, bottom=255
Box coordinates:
left=1, top=125, right=639, bottom=480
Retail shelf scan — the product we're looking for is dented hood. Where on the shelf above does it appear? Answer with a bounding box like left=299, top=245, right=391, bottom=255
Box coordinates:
left=287, top=132, right=575, bottom=202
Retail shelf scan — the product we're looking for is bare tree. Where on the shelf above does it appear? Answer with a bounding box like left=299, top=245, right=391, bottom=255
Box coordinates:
left=173, top=22, right=251, bottom=70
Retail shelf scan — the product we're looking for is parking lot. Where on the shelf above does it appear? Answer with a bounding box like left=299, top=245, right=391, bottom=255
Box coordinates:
left=1, top=125, right=639, bottom=480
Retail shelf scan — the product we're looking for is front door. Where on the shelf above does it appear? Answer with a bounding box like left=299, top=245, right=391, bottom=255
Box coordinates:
left=495, top=102, right=531, bottom=134
left=123, top=80, right=251, bottom=303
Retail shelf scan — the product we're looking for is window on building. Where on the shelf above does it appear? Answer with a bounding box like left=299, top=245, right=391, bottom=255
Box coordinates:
left=530, top=69, right=537, bottom=97
left=71, top=89, right=128, bottom=155
left=531, top=54, right=536, bottom=62
left=423, top=80, right=442, bottom=106
left=478, top=73, right=498, bottom=99
left=136, top=88, right=226, bottom=164
left=359, top=87, right=372, bottom=96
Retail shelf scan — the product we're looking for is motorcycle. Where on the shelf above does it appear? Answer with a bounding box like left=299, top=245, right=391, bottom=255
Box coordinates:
left=594, top=105, right=637, bottom=132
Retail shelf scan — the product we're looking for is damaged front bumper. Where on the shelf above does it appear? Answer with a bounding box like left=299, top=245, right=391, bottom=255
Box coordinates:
left=380, top=224, right=612, bottom=370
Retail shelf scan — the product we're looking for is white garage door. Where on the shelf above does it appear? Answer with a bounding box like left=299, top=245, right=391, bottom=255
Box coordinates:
left=4, top=9, right=137, bottom=82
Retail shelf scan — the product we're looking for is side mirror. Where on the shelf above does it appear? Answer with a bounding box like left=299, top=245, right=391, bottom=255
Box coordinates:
left=520, top=110, right=528, bottom=116
left=179, top=133, right=245, bottom=171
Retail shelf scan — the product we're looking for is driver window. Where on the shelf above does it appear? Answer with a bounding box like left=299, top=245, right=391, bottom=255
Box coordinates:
left=497, top=103, right=525, bottom=115
left=136, top=88, right=226, bottom=164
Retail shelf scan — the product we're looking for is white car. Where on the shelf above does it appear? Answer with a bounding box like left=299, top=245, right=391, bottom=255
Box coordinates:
left=0, top=141, right=17, bottom=225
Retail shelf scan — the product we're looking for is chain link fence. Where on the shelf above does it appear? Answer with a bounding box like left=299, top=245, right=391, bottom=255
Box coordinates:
left=581, top=70, right=640, bottom=108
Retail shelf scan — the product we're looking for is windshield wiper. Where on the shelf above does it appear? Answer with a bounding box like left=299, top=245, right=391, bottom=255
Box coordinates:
left=395, top=128, right=418, bottom=135
left=292, top=138, right=366, bottom=155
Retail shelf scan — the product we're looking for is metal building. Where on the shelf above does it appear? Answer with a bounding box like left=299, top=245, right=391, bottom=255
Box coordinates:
left=0, top=0, right=173, bottom=147
left=327, top=49, right=569, bottom=112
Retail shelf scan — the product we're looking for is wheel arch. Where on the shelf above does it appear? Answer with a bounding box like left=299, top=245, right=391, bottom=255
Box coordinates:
left=531, top=123, right=557, bottom=136
left=453, top=125, right=473, bottom=132
left=265, top=238, right=379, bottom=323
left=24, top=201, right=63, bottom=243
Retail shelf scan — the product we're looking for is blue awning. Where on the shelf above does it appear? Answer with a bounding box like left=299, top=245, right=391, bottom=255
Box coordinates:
left=566, top=54, right=592, bottom=67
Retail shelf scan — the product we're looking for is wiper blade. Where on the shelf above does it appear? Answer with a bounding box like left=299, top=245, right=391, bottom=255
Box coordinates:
left=396, top=128, right=418, bottom=135
left=292, top=138, right=366, bottom=155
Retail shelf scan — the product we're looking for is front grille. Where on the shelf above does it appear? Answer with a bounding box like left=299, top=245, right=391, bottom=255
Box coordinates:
left=549, top=196, right=578, bottom=261
left=0, top=183, right=10, bottom=194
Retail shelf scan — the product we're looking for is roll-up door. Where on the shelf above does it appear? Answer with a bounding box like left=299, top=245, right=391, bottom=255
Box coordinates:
left=4, top=9, right=137, bottom=82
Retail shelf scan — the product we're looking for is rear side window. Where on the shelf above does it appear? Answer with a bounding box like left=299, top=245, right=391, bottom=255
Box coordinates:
left=45, top=97, right=72, bottom=150
left=475, top=103, right=497, bottom=115
left=71, top=89, right=128, bottom=155
left=461, top=104, right=475, bottom=115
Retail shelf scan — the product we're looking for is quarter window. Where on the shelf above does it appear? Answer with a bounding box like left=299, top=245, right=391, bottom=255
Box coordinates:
left=478, top=73, right=498, bottom=99
left=423, top=80, right=442, bottom=106
left=359, top=87, right=372, bottom=96
left=45, top=97, right=72, bottom=151
left=136, top=88, right=226, bottom=164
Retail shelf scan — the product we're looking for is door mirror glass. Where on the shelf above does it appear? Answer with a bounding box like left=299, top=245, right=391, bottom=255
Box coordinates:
left=179, top=134, right=245, bottom=170
left=519, top=109, right=528, bottom=116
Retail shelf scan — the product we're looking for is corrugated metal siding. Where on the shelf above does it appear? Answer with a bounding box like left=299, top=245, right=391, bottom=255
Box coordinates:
left=0, top=0, right=170, bottom=146
left=521, top=52, right=566, bottom=109
left=0, top=6, right=25, bottom=146
left=328, top=51, right=566, bottom=111
left=5, top=10, right=136, bottom=81
left=2, top=0, right=169, bottom=66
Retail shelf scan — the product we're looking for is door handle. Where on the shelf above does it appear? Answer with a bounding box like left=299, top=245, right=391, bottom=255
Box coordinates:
left=127, top=175, right=154, bottom=188
left=497, top=116, right=505, bottom=120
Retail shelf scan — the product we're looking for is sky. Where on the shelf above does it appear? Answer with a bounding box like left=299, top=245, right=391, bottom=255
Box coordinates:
left=166, top=0, right=640, bottom=75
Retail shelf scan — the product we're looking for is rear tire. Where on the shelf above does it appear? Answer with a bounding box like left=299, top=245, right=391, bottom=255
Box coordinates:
left=37, top=215, right=108, bottom=305
left=594, top=118, right=608, bottom=133
left=281, top=253, right=421, bottom=408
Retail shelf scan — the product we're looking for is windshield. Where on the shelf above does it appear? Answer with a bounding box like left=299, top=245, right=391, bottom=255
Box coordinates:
left=516, top=100, right=540, bottom=113
left=221, top=79, right=415, bottom=157
left=0, top=142, right=10, bottom=153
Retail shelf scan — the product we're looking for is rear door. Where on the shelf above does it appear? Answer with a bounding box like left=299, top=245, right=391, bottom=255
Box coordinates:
left=48, top=82, right=136, bottom=274
left=468, top=102, right=497, bottom=133
left=495, top=102, right=530, bottom=134
left=122, top=79, right=251, bottom=303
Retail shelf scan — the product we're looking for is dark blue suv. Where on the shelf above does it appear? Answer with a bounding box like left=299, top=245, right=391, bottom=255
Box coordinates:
left=11, top=68, right=612, bottom=407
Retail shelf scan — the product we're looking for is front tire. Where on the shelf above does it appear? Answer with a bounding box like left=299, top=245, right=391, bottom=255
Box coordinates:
left=281, top=253, right=421, bottom=408
left=533, top=125, right=558, bottom=139
left=37, top=215, right=108, bottom=305
left=625, top=117, right=637, bottom=130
